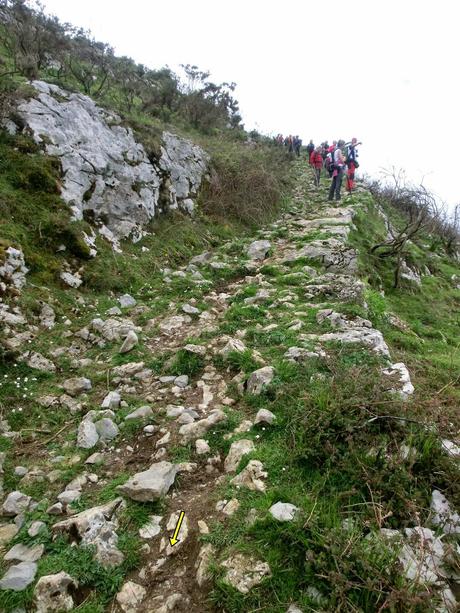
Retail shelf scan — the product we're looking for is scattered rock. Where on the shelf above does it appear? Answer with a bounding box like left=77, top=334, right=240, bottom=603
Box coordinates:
left=119, top=330, right=139, bottom=353
left=247, top=366, right=275, bottom=395
left=94, top=418, right=119, bottom=442
left=62, top=377, right=92, bottom=397
left=220, top=337, right=247, bottom=357
left=28, top=521, right=46, bottom=538
left=254, top=409, right=276, bottom=425
left=2, top=491, right=32, bottom=517
left=117, top=462, right=178, bottom=502
left=85, top=452, right=104, bottom=465
left=269, top=502, right=299, bottom=522
left=21, top=351, right=56, bottom=373
left=0, top=523, right=19, bottom=546
left=101, top=391, right=121, bottom=409
left=118, top=294, right=137, bottom=309
left=247, top=240, right=271, bottom=261
left=77, top=420, right=99, bottom=449
left=5, top=543, right=44, bottom=563
left=195, top=439, right=210, bottom=455
left=430, top=490, right=460, bottom=534
left=139, top=515, right=162, bottom=539
left=179, top=409, right=227, bottom=444
left=60, top=271, right=82, bottom=288
left=182, top=303, right=200, bottom=315
left=231, top=460, right=267, bottom=492
left=34, top=572, right=78, bottom=612
left=221, top=553, right=271, bottom=593
left=125, top=406, right=153, bottom=420
left=224, top=439, right=255, bottom=473
left=196, top=543, right=215, bottom=587
left=116, top=581, right=146, bottom=612
left=0, top=561, right=37, bottom=591
left=53, top=499, right=124, bottom=567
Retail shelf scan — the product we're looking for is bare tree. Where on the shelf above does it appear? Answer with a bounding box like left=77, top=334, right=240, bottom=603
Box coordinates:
left=369, top=169, right=441, bottom=288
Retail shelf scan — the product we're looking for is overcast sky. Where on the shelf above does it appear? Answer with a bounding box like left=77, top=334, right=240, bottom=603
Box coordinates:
left=41, top=0, right=459, bottom=210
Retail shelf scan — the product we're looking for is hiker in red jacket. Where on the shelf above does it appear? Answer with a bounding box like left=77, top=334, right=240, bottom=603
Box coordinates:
left=310, top=146, right=323, bottom=187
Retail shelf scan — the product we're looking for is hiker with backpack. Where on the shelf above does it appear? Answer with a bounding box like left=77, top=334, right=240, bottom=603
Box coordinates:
left=325, top=141, right=337, bottom=177
left=328, top=139, right=346, bottom=201
left=345, top=138, right=362, bottom=193
left=306, top=140, right=315, bottom=162
left=294, top=135, right=302, bottom=157
left=310, top=146, right=323, bottom=187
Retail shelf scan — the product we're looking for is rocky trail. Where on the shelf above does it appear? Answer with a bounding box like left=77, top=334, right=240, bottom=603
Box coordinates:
left=1, top=160, right=459, bottom=612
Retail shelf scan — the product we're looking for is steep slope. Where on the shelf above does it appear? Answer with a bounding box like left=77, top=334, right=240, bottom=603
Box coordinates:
left=0, top=159, right=459, bottom=612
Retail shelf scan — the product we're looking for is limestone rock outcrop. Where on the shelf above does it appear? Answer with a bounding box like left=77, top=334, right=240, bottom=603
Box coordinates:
left=15, top=81, right=209, bottom=244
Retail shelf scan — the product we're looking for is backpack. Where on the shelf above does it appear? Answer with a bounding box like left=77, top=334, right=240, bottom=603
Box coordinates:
left=346, top=145, right=359, bottom=167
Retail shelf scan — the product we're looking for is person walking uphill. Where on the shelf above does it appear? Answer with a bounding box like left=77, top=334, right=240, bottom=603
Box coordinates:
left=345, top=138, right=361, bottom=193
left=310, top=146, right=323, bottom=187
left=306, top=139, right=315, bottom=161
left=328, top=140, right=346, bottom=201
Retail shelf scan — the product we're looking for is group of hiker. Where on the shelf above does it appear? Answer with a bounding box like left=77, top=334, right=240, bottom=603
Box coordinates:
left=275, top=134, right=302, bottom=156
left=306, top=138, right=361, bottom=201
left=275, top=133, right=362, bottom=200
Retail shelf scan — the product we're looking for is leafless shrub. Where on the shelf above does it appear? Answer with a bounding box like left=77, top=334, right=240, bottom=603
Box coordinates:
left=367, top=168, right=452, bottom=288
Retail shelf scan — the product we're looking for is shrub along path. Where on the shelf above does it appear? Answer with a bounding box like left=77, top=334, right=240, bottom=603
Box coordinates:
left=0, top=160, right=459, bottom=612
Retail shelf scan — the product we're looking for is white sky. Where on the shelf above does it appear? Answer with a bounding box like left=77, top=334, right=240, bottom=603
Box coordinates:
left=41, top=0, right=460, bottom=209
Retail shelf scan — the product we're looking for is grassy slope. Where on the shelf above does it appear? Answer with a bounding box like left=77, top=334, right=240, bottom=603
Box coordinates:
left=201, top=172, right=460, bottom=612
left=0, top=95, right=459, bottom=610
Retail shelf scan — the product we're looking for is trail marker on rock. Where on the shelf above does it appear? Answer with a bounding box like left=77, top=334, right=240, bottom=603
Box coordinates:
left=169, top=510, right=185, bottom=547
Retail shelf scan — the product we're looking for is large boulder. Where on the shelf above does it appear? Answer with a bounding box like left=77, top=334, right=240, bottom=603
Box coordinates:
left=16, top=82, right=209, bottom=242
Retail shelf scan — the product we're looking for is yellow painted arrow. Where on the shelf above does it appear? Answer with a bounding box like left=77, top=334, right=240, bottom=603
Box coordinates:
left=169, top=511, right=185, bottom=547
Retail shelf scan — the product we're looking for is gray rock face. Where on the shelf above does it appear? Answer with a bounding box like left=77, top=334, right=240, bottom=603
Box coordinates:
left=117, top=462, right=178, bottom=502
left=34, top=572, right=78, bottom=612
left=0, top=561, right=37, bottom=591
left=159, top=132, right=210, bottom=212
left=16, top=82, right=209, bottom=241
